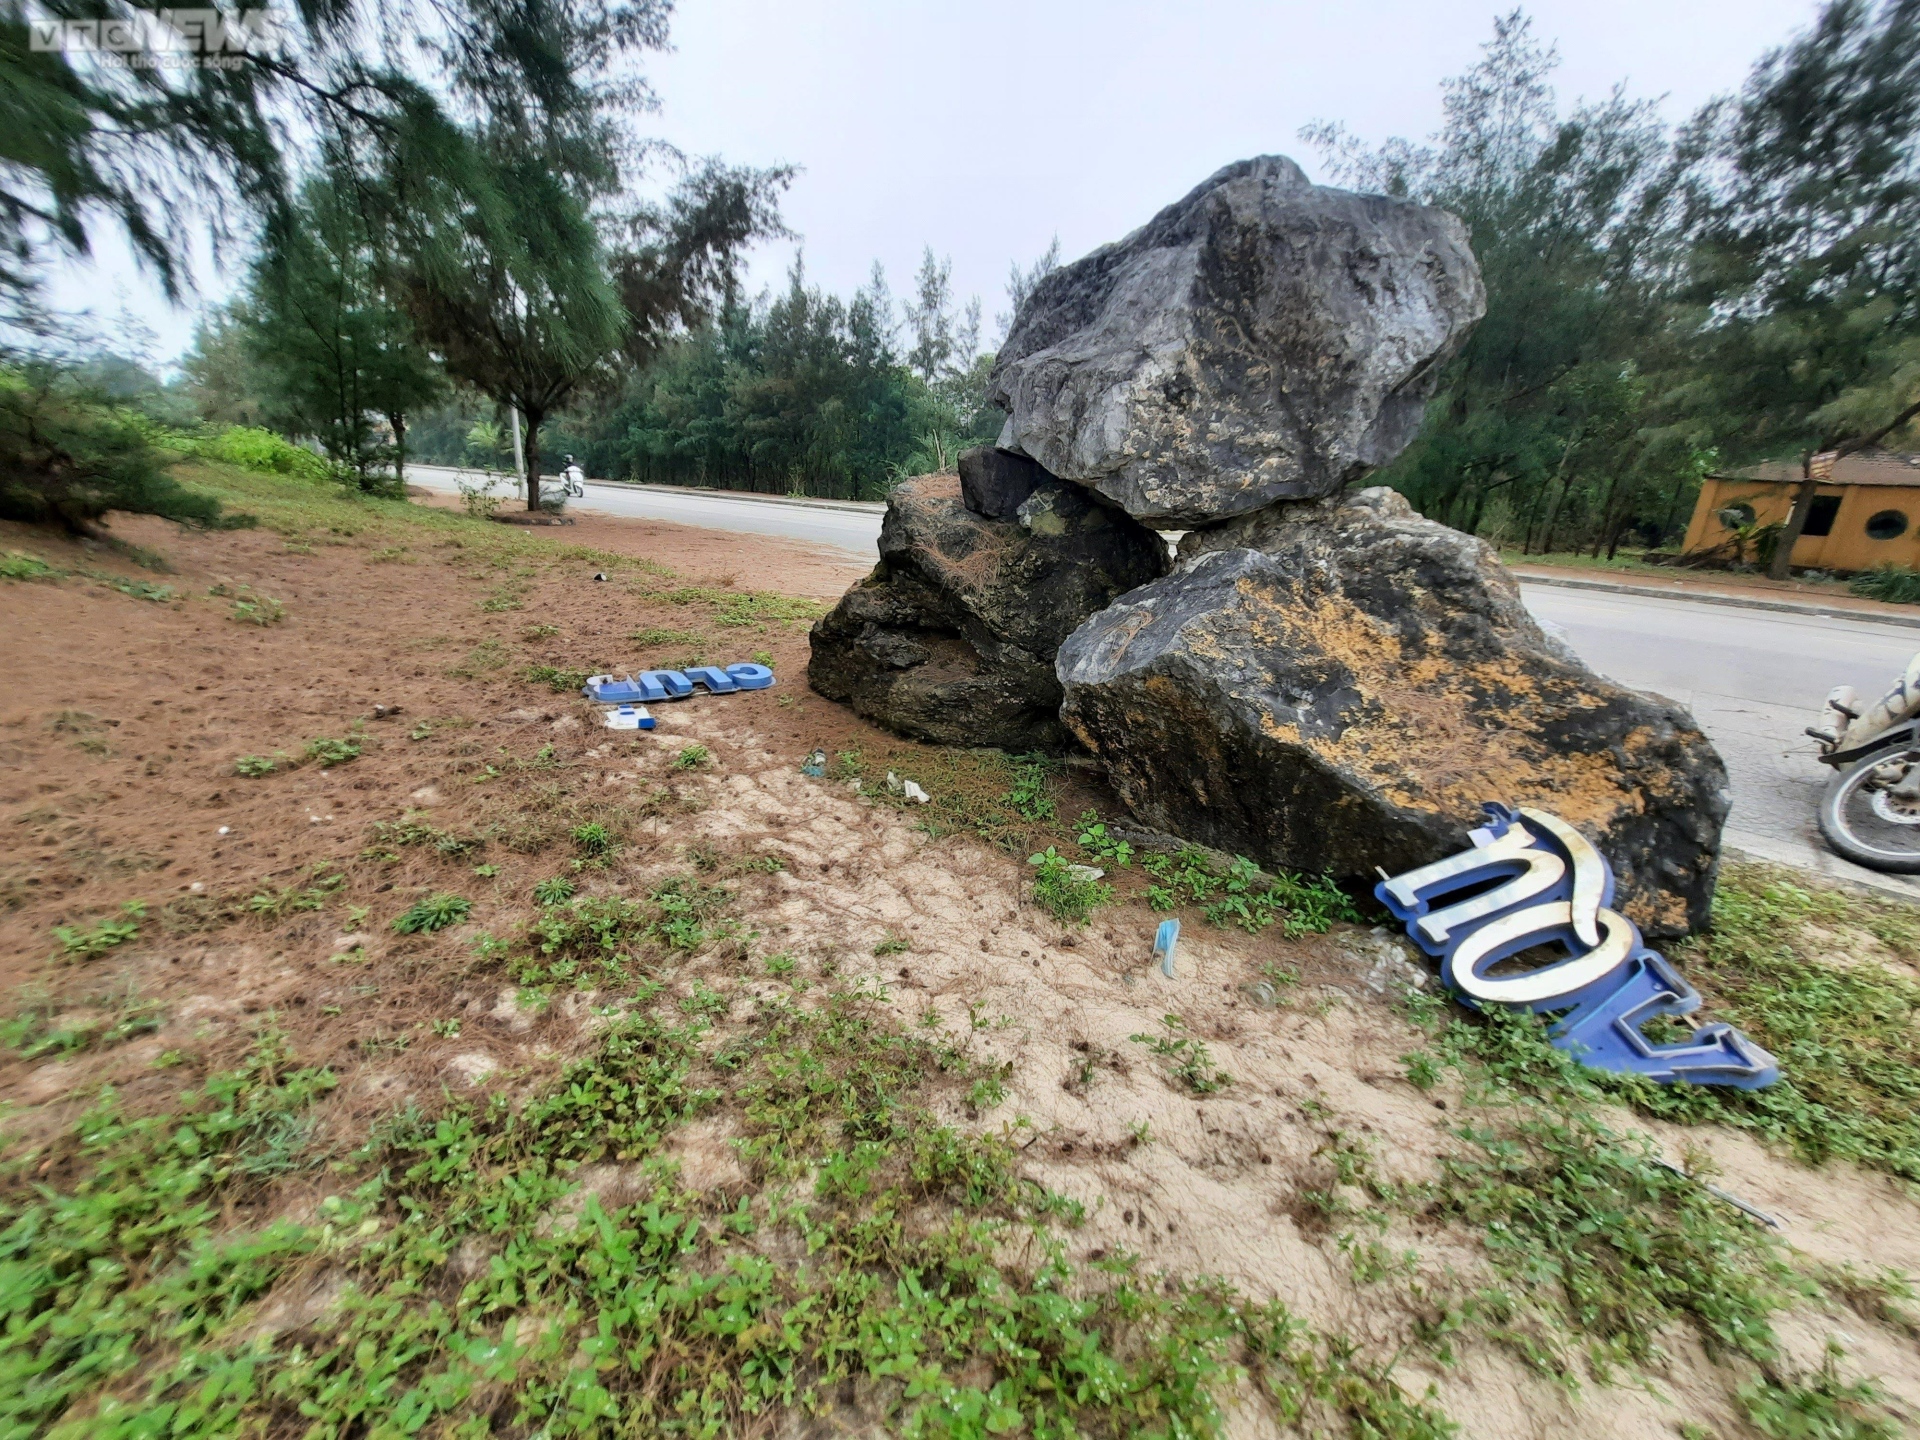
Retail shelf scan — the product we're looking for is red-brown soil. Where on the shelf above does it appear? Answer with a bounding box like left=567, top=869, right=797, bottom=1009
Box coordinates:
left=6, top=498, right=1920, bottom=1439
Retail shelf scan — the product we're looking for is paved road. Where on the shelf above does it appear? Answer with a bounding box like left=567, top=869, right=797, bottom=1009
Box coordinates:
left=409, top=464, right=883, bottom=554
left=410, top=464, right=1920, bottom=890
left=1523, top=588, right=1920, bottom=894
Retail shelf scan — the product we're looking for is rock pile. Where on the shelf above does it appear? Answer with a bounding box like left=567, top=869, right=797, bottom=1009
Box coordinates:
left=987, top=155, right=1486, bottom=527
left=807, top=472, right=1166, bottom=751
left=1058, top=489, right=1728, bottom=934
left=809, top=155, right=1728, bottom=936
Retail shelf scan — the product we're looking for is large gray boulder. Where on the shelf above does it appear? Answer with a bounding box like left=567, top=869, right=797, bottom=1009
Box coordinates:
left=988, top=156, right=1485, bottom=528
left=808, top=473, right=1169, bottom=751
left=1057, top=489, right=1728, bottom=937
left=958, top=445, right=1046, bottom=520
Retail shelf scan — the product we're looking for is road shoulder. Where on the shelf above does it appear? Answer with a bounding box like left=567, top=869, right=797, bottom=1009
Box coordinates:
left=1512, top=565, right=1920, bottom=629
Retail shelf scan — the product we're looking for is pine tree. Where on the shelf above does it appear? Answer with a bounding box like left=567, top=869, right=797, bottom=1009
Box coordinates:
left=905, top=248, right=956, bottom=384
left=1678, top=0, right=1920, bottom=578
left=373, top=0, right=786, bottom=510
left=997, top=237, right=1061, bottom=339
left=1304, top=11, right=1701, bottom=552
left=247, top=166, right=442, bottom=487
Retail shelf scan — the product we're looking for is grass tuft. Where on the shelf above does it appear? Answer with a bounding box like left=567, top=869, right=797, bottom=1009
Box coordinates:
left=392, top=892, right=472, bottom=934
left=1028, top=845, right=1111, bottom=924
left=1626, top=864, right=1920, bottom=1181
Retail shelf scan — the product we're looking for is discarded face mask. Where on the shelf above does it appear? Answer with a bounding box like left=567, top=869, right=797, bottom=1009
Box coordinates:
left=1153, top=918, right=1180, bottom=978
left=800, top=748, right=826, bottom=778
left=1376, top=803, right=1778, bottom=1088
left=583, top=664, right=774, bottom=705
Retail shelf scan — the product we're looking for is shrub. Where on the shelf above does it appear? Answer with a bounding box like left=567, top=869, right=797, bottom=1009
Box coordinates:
left=457, top=474, right=503, bottom=520
left=194, top=425, right=336, bottom=484
left=1850, top=564, right=1920, bottom=605
left=0, top=368, right=247, bottom=534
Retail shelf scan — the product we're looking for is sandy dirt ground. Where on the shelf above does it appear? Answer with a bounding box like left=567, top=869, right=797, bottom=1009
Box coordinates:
left=3, top=501, right=1918, bottom=1438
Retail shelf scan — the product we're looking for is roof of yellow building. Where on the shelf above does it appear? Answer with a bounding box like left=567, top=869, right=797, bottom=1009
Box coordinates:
left=1712, top=451, right=1920, bottom=487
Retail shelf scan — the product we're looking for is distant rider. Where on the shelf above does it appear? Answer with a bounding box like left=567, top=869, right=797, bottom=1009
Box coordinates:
left=562, top=455, right=586, bottom=497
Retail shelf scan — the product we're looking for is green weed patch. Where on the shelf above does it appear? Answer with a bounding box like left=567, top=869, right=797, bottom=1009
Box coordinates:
left=1, top=549, right=59, bottom=580
left=1639, top=865, right=1920, bottom=1181
left=524, top=663, right=592, bottom=693
left=0, top=996, right=1452, bottom=1436
left=661, top=585, right=822, bottom=628
left=822, top=746, right=1073, bottom=854
left=1028, top=845, right=1112, bottom=924
left=1140, top=845, right=1359, bottom=937
left=0, top=1032, right=336, bottom=1436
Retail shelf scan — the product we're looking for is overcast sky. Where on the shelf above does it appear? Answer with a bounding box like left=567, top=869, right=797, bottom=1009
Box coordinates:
left=53, top=0, right=1823, bottom=365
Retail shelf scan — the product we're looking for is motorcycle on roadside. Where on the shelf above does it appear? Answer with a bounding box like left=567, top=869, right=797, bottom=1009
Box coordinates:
left=1808, top=654, right=1920, bottom=871
left=536, top=456, right=587, bottom=510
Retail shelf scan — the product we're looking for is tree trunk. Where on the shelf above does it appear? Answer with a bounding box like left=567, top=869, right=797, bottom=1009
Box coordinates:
left=1519, top=481, right=1546, bottom=556
left=523, top=409, right=544, bottom=512
left=1657, top=469, right=1689, bottom=546
left=390, top=412, right=407, bottom=489
left=1766, top=456, right=1818, bottom=581
left=1540, top=487, right=1567, bottom=556
left=1590, top=472, right=1623, bottom=558
left=1532, top=441, right=1579, bottom=556
left=1606, top=514, right=1630, bottom=559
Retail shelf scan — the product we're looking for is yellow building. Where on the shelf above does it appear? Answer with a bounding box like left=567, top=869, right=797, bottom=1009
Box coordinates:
left=1682, top=452, right=1920, bottom=572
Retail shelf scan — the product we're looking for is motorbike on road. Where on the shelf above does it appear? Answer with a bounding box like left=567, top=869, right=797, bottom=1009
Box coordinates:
left=535, top=458, right=586, bottom=510
left=1809, top=654, right=1920, bottom=871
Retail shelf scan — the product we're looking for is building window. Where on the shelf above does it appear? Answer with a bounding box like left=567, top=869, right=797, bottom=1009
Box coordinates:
left=1802, top=494, right=1841, bottom=537
left=1867, top=508, right=1910, bottom=541
left=1716, top=502, right=1756, bottom=529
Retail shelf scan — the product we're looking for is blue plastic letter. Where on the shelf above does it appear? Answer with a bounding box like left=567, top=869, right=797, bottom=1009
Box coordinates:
left=725, top=663, right=776, bottom=690
left=639, top=669, right=694, bottom=700
left=1375, top=801, right=1778, bottom=1090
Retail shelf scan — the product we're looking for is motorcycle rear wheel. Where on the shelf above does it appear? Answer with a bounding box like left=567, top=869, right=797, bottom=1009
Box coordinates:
left=1818, top=743, right=1920, bottom=872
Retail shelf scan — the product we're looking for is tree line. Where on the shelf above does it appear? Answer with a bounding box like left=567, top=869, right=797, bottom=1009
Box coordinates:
left=1310, top=0, right=1920, bottom=576
left=543, top=252, right=1002, bottom=501
left=3, top=0, right=789, bottom=519
left=5, top=1, right=1919, bottom=573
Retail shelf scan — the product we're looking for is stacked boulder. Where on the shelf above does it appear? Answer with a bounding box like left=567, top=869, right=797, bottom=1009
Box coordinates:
left=1061, top=488, right=1728, bottom=936
left=806, top=459, right=1167, bottom=751
left=810, top=155, right=1728, bottom=936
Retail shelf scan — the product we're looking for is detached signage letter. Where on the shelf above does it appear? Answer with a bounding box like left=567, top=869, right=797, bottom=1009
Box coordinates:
left=1375, top=804, right=1778, bottom=1088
